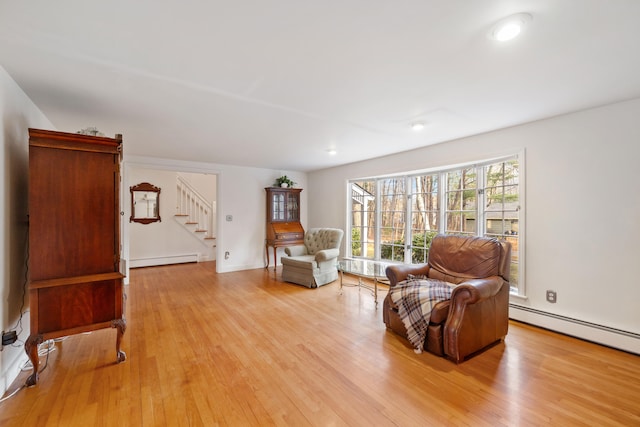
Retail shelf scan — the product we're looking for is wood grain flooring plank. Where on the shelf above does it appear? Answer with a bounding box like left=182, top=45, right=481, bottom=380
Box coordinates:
left=0, top=262, right=638, bottom=426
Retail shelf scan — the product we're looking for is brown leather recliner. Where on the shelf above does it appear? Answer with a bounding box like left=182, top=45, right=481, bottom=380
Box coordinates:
left=383, top=234, right=512, bottom=363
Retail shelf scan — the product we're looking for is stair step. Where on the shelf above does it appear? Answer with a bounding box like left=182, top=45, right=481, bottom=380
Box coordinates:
left=176, top=177, right=216, bottom=250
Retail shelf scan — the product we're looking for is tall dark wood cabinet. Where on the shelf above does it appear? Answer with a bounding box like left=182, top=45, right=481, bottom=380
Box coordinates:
left=25, top=128, right=126, bottom=386
left=265, top=187, right=304, bottom=269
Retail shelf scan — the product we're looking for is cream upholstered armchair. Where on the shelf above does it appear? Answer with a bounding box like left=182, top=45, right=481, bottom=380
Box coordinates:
left=281, top=228, right=344, bottom=288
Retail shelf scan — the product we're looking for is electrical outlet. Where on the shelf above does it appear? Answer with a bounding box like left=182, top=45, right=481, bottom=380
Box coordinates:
left=2, top=330, right=18, bottom=346
left=546, top=290, right=557, bottom=303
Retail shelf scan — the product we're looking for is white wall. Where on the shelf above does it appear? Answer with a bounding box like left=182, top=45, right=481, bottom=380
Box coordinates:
left=308, top=98, right=640, bottom=353
left=3, top=65, right=637, bottom=397
left=0, top=66, right=54, bottom=394
left=123, top=156, right=307, bottom=275
left=128, top=168, right=216, bottom=267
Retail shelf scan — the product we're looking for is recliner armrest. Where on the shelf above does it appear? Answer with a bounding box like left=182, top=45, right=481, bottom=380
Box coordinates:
left=285, top=245, right=308, bottom=257
left=315, top=248, right=340, bottom=262
left=444, top=276, right=509, bottom=363
left=385, top=264, right=430, bottom=287
left=450, top=276, right=504, bottom=304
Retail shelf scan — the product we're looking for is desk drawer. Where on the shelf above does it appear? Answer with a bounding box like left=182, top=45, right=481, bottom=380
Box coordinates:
left=276, top=232, right=303, bottom=240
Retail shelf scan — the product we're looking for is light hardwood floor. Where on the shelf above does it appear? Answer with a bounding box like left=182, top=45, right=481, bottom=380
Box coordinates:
left=1, top=262, right=638, bottom=426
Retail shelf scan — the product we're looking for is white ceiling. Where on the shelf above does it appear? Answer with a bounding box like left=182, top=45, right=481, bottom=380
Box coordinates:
left=2, top=1, right=640, bottom=172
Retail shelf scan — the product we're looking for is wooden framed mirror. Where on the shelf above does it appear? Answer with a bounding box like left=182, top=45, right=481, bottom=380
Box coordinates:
left=130, top=182, right=161, bottom=224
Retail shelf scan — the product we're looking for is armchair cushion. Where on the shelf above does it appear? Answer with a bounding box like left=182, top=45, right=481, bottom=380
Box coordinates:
left=281, top=255, right=317, bottom=269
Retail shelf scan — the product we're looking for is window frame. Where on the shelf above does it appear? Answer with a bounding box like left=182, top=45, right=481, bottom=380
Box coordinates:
left=346, top=152, right=525, bottom=296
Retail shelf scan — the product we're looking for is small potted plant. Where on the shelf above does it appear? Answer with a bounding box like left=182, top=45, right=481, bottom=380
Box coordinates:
left=275, top=175, right=295, bottom=188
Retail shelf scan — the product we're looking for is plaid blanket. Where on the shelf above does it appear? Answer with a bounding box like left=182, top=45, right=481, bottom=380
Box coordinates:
left=389, top=278, right=455, bottom=354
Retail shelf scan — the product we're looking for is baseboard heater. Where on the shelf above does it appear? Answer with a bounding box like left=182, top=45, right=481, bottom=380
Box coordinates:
left=509, top=304, right=640, bottom=355
left=130, top=254, right=198, bottom=268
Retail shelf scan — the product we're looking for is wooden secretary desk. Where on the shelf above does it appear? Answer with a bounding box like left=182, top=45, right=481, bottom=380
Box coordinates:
left=265, top=187, right=304, bottom=269
left=25, top=128, right=126, bottom=386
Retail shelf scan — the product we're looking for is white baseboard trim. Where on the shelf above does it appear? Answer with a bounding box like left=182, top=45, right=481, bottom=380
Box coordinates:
left=1, top=349, right=29, bottom=397
left=509, top=304, right=640, bottom=355
left=130, top=254, right=198, bottom=268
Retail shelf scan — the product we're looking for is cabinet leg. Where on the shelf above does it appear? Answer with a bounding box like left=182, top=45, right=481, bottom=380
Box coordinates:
left=24, top=334, right=43, bottom=387
left=273, top=247, right=278, bottom=271
left=112, top=318, right=127, bottom=363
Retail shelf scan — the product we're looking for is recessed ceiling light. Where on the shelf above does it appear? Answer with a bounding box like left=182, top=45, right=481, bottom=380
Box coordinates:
left=327, top=149, right=337, bottom=155
left=411, top=122, right=425, bottom=131
left=488, top=13, right=532, bottom=42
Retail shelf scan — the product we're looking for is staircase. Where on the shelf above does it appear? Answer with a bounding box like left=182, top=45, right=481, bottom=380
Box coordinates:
left=175, top=174, right=216, bottom=247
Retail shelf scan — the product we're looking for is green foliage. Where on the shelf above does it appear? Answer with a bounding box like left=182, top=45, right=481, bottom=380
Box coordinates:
left=380, top=244, right=400, bottom=262
left=274, top=175, right=296, bottom=187
left=380, top=231, right=437, bottom=263
left=351, top=228, right=361, bottom=256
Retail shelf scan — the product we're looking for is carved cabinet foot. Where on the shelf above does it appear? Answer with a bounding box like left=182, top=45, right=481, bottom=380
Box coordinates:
left=112, top=318, right=127, bottom=363
left=24, top=334, right=44, bottom=387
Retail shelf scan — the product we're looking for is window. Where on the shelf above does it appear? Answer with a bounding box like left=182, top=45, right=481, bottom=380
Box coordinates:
left=409, top=174, right=439, bottom=264
left=350, top=180, right=375, bottom=258
left=445, top=168, right=477, bottom=236
left=481, top=159, right=520, bottom=288
left=347, top=154, right=524, bottom=295
left=380, top=177, right=406, bottom=262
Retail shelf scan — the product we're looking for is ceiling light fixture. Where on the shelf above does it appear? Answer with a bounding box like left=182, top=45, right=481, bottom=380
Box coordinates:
left=327, top=148, right=337, bottom=155
left=488, top=13, right=532, bottom=42
left=411, top=122, right=425, bottom=131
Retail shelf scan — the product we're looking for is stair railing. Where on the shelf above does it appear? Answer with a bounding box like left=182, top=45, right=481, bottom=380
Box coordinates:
left=176, top=175, right=215, bottom=239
